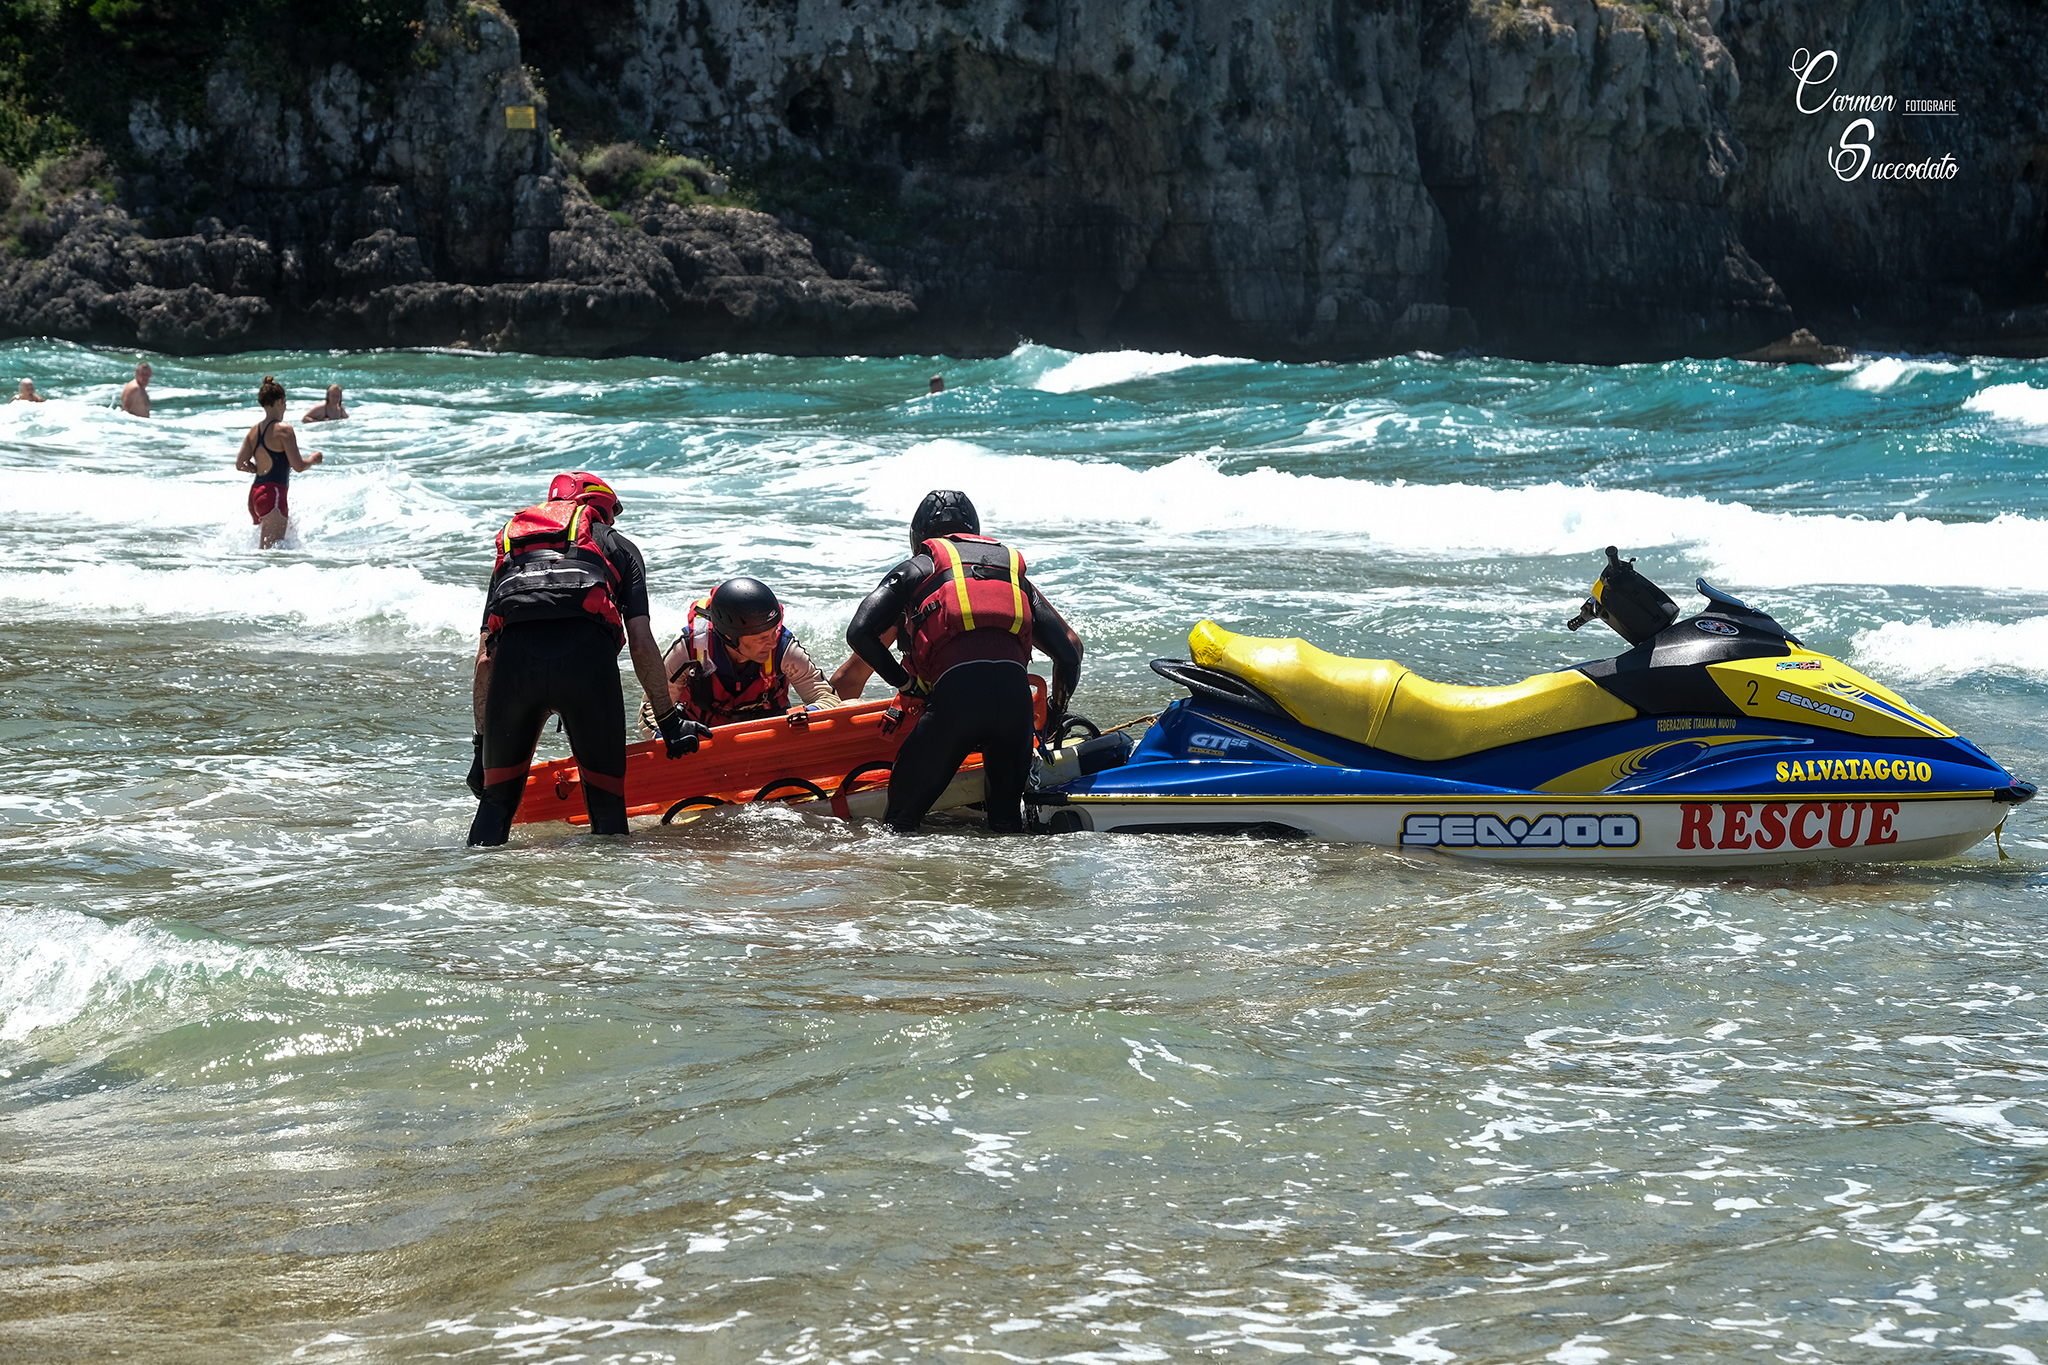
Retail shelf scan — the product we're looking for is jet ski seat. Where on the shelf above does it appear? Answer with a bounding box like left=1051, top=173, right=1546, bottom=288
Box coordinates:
left=1189, top=620, right=1637, bottom=762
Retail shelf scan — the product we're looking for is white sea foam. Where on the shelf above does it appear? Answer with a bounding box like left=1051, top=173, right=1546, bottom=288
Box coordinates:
left=1841, top=356, right=1963, bottom=392
left=773, top=441, right=2048, bottom=591
left=1297, top=400, right=1463, bottom=449
left=1850, top=616, right=2048, bottom=683
left=0, top=561, right=477, bottom=636
left=1964, top=382, right=2048, bottom=427
left=0, top=907, right=313, bottom=1042
left=1032, top=349, right=1252, bottom=394
left=6, top=462, right=485, bottom=555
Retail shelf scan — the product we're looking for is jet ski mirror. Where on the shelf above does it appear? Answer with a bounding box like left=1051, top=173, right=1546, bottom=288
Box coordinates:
left=1564, top=546, right=1680, bottom=646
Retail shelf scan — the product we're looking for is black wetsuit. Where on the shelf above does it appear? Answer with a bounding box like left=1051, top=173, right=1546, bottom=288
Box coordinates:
left=846, top=551, right=1082, bottom=833
left=469, top=521, right=649, bottom=845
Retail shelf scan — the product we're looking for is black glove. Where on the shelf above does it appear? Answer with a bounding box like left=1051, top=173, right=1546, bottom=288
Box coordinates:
left=1044, top=688, right=1073, bottom=742
left=466, top=733, right=485, bottom=798
left=655, top=708, right=711, bottom=759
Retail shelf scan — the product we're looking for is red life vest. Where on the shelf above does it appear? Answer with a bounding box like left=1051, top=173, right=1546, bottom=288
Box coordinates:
left=482, top=500, right=625, bottom=647
left=665, top=596, right=794, bottom=723
left=902, top=534, right=1033, bottom=687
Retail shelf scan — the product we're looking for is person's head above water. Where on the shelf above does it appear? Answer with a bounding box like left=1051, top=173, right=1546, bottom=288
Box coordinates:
left=705, top=577, right=784, bottom=654
left=909, top=489, right=979, bottom=554
left=258, top=374, right=285, bottom=411
left=134, top=362, right=151, bottom=383
left=546, top=470, right=622, bottom=524
left=326, top=384, right=343, bottom=404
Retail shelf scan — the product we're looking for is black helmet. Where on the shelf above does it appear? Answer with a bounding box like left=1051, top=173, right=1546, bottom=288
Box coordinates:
left=706, top=577, right=783, bottom=642
left=910, top=489, right=979, bottom=554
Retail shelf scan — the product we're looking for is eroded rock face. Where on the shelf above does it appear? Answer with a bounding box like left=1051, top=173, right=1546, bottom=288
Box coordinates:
left=0, top=0, right=912, bottom=356
left=538, top=0, right=2047, bottom=359
left=115, top=0, right=547, bottom=303
left=1414, top=0, right=1791, bottom=359
left=304, top=183, right=917, bottom=354
left=1717, top=0, right=2048, bottom=355
left=581, top=0, right=1484, bottom=356
left=0, top=197, right=275, bottom=351
left=556, top=0, right=1802, bottom=357
left=0, top=0, right=2040, bottom=360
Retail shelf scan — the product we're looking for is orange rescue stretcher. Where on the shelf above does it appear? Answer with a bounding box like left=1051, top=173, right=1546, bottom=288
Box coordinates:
left=512, top=679, right=1048, bottom=827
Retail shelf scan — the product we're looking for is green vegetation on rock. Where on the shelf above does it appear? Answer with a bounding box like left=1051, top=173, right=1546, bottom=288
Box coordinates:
left=0, top=0, right=425, bottom=170
left=572, top=141, right=733, bottom=213
left=0, top=145, right=112, bottom=255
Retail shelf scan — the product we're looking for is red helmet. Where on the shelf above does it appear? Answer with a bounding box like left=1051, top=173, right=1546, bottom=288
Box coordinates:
left=546, top=471, right=621, bottom=523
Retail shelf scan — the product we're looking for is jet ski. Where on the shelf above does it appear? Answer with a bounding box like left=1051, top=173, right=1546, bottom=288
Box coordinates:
left=1031, top=548, right=2035, bottom=865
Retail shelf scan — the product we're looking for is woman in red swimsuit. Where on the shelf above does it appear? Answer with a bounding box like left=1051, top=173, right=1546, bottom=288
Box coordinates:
left=235, top=375, right=324, bottom=548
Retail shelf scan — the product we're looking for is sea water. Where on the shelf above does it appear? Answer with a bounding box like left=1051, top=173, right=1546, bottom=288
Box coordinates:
left=2, top=340, right=2045, bottom=1362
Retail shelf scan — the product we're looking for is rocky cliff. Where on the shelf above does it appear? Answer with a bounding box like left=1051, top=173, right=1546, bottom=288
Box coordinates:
left=0, top=0, right=2041, bottom=361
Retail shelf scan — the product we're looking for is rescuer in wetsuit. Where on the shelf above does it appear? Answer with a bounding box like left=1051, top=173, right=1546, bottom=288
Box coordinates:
left=465, top=471, right=711, bottom=846
left=842, top=490, right=1084, bottom=833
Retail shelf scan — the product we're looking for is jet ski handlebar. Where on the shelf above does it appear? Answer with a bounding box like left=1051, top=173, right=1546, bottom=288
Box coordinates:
left=1566, top=547, right=1800, bottom=647
left=1565, top=546, right=1682, bottom=645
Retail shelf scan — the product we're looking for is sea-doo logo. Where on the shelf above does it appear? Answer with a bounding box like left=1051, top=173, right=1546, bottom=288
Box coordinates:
left=1776, top=660, right=1823, bottom=671
left=1186, top=731, right=1253, bottom=756
left=1402, top=812, right=1641, bottom=850
left=1695, top=619, right=1741, bottom=636
left=1777, top=689, right=1854, bottom=721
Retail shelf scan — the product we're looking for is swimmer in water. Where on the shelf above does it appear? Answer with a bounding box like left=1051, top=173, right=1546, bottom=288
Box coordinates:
left=12, top=379, right=44, bottom=402
left=302, top=385, right=348, bottom=422
left=120, top=362, right=150, bottom=416
left=235, top=375, right=324, bottom=549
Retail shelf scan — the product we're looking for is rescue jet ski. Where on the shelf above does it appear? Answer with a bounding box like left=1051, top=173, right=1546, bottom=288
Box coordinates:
left=1031, top=548, right=2035, bottom=865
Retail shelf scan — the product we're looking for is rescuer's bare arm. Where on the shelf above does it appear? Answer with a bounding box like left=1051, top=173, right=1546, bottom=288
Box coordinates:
left=828, top=623, right=898, bottom=699
left=471, top=632, right=494, bottom=731
left=625, top=616, right=675, bottom=719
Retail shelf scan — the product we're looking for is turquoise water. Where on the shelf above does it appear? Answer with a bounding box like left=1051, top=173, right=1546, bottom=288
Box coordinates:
left=2, top=339, right=2046, bottom=1361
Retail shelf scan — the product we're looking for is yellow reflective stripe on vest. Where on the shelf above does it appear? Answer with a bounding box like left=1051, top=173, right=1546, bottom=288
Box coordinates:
left=566, top=505, right=583, bottom=544
left=947, top=542, right=976, bottom=632
left=1005, top=547, right=1024, bottom=634
left=499, top=519, right=514, bottom=555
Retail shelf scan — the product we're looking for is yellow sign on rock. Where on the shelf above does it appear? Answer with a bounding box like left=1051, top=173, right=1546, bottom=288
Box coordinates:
left=505, top=106, right=537, bottom=130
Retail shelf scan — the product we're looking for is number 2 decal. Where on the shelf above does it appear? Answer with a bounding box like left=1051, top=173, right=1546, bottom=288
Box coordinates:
left=1746, top=680, right=1759, bottom=706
